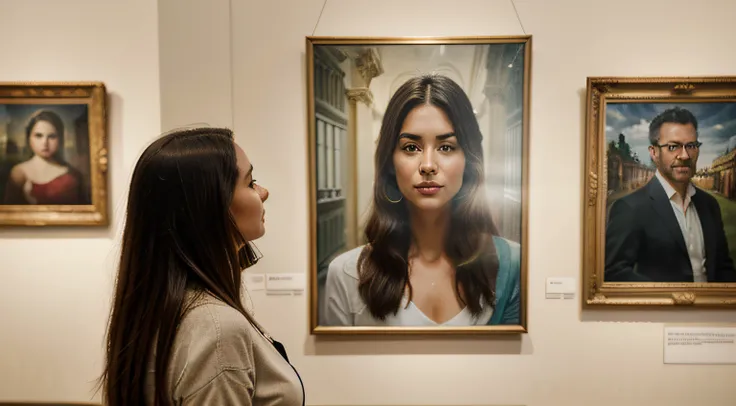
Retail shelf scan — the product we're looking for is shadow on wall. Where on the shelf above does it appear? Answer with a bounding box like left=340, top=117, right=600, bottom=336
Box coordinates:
left=304, top=333, right=527, bottom=356
left=0, top=404, right=100, bottom=406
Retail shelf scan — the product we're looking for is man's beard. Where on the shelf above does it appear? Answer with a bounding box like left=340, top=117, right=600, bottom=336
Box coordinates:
left=671, top=158, right=694, bottom=170
left=661, top=158, right=694, bottom=183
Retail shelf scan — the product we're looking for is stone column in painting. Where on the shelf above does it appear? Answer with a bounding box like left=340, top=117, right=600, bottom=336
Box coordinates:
left=483, top=81, right=508, bottom=235
left=345, top=47, right=383, bottom=247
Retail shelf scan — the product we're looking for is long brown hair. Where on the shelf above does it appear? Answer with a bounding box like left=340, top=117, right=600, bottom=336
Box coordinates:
left=98, top=127, right=261, bottom=405
left=357, top=74, right=500, bottom=320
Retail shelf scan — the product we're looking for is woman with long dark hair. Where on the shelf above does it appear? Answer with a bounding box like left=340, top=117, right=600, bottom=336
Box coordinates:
left=99, top=127, right=304, bottom=405
left=324, top=74, right=520, bottom=327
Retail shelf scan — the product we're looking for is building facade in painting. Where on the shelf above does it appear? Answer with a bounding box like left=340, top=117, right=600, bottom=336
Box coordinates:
left=693, top=148, right=736, bottom=199
left=606, top=133, right=655, bottom=198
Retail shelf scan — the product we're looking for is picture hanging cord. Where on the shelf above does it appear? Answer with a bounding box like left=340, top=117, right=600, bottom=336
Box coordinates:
left=312, top=0, right=328, bottom=36
left=312, top=1, right=526, bottom=36
left=510, top=0, right=527, bottom=35
left=229, top=0, right=235, bottom=130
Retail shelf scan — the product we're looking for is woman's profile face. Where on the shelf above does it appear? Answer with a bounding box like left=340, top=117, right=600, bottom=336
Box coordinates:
left=230, top=142, right=269, bottom=242
left=28, top=120, right=60, bottom=159
left=392, top=104, right=465, bottom=212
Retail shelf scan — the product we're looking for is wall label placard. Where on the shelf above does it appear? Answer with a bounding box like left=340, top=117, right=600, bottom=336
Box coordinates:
left=266, top=273, right=305, bottom=292
left=664, top=326, right=736, bottom=364
left=545, top=277, right=575, bottom=299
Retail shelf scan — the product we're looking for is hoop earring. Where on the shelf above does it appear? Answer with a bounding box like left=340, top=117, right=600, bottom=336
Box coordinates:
left=383, top=184, right=403, bottom=203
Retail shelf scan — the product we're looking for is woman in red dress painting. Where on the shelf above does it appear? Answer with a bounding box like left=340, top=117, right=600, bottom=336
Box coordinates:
left=3, top=110, right=86, bottom=205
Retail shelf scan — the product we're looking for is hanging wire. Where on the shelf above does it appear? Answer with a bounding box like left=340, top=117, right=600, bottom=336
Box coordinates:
left=312, top=0, right=328, bottom=35
left=510, top=0, right=527, bottom=34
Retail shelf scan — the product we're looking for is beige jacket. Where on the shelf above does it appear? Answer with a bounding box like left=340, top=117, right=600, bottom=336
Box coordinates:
left=145, top=290, right=304, bottom=405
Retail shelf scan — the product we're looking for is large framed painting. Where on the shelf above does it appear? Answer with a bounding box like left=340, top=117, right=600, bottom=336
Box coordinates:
left=583, top=76, right=736, bottom=307
left=305, top=36, right=531, bottom=334
left=0, top=82, right=108, bottom=226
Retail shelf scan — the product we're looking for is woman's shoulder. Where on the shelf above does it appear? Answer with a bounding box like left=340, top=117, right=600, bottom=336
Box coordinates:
left=492, top=235, right=520, bottom=265
left=491, top=235, right=521, bottom=286
left=8, top=161, right=29, bottom=183
left=326, top=245, right=366, bottom=281
left=149, top=291, right=258, bottom=401
left=179, top=290, right=258, bottom=342
left=488, top=236, right=522, bottom=325
left=172, top=292, right=257, bottom=377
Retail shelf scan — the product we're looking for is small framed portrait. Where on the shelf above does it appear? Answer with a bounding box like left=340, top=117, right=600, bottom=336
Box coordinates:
left=305, top=36, right=531, bottom=334
left=583, top=76, right=736, bottom=307
left=0, top=82, right=108, bottom=226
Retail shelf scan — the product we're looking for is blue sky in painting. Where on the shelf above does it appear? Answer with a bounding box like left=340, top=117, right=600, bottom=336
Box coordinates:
left=605, top=102, right=736, bottom=170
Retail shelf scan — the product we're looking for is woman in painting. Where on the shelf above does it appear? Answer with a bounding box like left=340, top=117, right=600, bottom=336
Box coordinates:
left=323, top=73, right=521, bottom=327
left=99, top=128, right=304, bottom=405
left=3, top=109, right=87, bottom=205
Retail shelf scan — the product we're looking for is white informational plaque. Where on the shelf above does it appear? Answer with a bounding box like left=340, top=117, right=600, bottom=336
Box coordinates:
left=545, top=277, right=575, bottom=299
left=266, top=273, right=306, bottom=292
left=663, top=325, right=736, bottom=364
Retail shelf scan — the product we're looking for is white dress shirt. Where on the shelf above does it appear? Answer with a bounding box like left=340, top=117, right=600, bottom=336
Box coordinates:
left=655, top=170, right=707, bottom=282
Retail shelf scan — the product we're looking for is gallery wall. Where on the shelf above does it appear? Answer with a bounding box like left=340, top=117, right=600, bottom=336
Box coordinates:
left=1, top=0, right=735, bottom=405
left=158, top=0, right=234, bottom=130
left=226, top=0, right=736, bottom=405
left=0, top=0, right=162, bottom=402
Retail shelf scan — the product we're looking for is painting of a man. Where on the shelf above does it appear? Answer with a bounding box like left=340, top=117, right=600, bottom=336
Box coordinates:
left=604, top=105, right=736, bottom=282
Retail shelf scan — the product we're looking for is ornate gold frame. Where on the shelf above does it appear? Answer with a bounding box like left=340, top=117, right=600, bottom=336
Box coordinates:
left=0, top=82, right=108, bottom=226
left=306, top=36, right=532, bottom=335
left=583, top=76, right=736, bottom=307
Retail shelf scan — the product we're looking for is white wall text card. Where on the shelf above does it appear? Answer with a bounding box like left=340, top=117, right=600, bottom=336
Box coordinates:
left=545, top=277, right=575, bottom=299
left=266, top=273, right=306, bottom=292
left=664, top=326, right=736, bottom=364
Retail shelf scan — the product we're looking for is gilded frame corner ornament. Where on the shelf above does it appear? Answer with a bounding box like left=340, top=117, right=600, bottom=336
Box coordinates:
left=582, top=76, right=736, bottom=308
left=0, top=81, right=109, bottom=227
left=305, top=35, right=532, bottom=336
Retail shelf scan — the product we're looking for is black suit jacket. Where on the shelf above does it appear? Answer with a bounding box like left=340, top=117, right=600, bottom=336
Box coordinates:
left=605, top=177, right=736, bottom=282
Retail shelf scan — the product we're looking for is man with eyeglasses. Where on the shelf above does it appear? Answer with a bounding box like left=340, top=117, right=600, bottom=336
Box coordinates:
left=605, top=106, right=736, bottom=282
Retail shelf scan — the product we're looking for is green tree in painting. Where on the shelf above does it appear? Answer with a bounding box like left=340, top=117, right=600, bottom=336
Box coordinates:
left=607, top=133, right=639, bottom=162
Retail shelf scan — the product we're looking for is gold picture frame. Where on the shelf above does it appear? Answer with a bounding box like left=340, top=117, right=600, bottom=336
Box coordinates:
left=306, top=36, right=531, bottom=335
left=0, top=82, right=108, bottom=227
left=583, top=76, right=736, bottom=307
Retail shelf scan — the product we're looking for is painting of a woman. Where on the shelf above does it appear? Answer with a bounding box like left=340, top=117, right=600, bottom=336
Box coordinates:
left=323, top=74, right=521, bottom=327
left=3, top=109, right=88, bottom=205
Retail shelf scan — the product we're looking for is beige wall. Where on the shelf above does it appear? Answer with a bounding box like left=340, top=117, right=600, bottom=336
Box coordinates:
left=0, top=0, right=161, bottom=402
left=228, top=1, right=736, bottom=405
left=1, top=0, right=735, bottom=405
left=158, top=0, right=234, bottom=130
